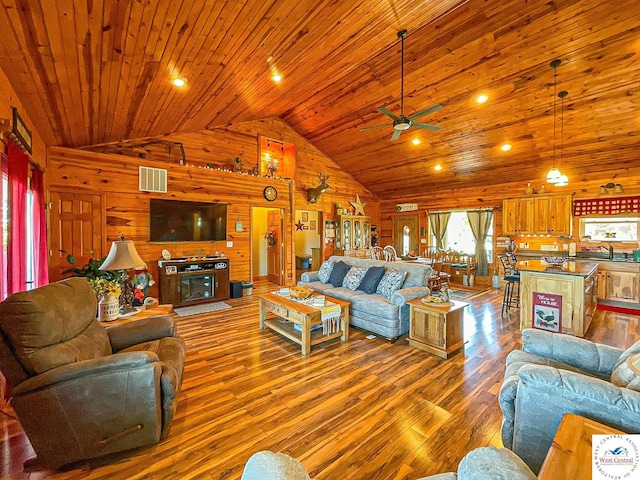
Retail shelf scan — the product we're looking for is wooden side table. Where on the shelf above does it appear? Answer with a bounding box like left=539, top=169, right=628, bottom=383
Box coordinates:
left=407, top=298, right=468, bottom=358
left=538, top=413, right=623, bottom=480
left=101, top=304, right=173, bottom=327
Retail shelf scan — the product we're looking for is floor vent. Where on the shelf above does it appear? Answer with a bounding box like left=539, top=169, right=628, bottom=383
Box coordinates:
left=139, top=166, right=167, bottom=193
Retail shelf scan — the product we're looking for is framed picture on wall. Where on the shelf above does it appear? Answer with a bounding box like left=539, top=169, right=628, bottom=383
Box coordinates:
left=302, top=212, right=309, bottom=221
left=310, top=220, right=316, bottom=230
left=325, top=221, right=335, bottom=238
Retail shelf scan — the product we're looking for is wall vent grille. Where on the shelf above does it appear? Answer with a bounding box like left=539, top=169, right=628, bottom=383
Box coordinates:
left=139, top=166, right=167, bottom=193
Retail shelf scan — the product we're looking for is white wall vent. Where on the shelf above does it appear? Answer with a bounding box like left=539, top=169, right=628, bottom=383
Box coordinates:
left=139, top=166, right=167, bottom=193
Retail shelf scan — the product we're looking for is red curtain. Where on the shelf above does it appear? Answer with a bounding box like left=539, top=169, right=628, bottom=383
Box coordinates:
left=7, top=142, right=29, bottom=294
left=0, top=152, right=5, bottom=299
left=31, top=167, right=48, bottom=287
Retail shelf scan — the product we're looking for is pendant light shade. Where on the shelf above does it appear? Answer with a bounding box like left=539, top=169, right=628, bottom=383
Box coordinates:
left=555, top=172, right=569, bottom=186
left=546, top=59, right=569, bottom=185
left=546, top=167, right=562, bottom=184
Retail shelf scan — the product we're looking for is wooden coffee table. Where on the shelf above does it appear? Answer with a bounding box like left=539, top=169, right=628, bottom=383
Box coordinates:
left=259, top=292, right=350, bottom=355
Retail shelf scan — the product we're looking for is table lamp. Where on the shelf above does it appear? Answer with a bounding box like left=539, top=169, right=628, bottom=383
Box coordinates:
left=100, top=234, right=146, bottom=314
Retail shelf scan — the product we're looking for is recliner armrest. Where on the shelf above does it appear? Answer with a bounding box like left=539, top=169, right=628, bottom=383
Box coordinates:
left=106, top=314, right=177, bottom=351
left=13, top=351, right=159, bottom=394
left=522, top=328, right=622, bottom=377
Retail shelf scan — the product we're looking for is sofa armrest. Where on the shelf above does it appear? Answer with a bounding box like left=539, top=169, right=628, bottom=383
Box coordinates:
left=106, top=314, right=177, bottom=351
left=300, top=271, right=320, bottom=283
left=13, top=351, right=159, bottom=394
left=511, top=364, right=640, bottom=472
left=522, top=328, right=622, bottom=377
left=241, top=451, right=311, bottom=480
left=457, top=447, right=536, bottom=480
left=390, top=286, right=430, bottom=307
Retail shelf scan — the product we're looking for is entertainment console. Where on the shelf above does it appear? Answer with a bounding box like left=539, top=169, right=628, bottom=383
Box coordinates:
left=158, top=257, right=230, bottom=307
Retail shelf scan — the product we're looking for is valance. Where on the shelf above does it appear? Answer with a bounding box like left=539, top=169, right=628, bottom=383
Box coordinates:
left=573, top=196, right=640, bottom=216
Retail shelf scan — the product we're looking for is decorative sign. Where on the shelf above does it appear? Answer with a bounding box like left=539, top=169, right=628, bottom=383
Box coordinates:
left=325, top=221, right=335, bottom=238
left=573, top=196, right=640, bottom=216
left=396, top=203, right=418, bottom=212
left=11, top=107, right=32, bottom=154
left=532, top=291, right=562, bottom=333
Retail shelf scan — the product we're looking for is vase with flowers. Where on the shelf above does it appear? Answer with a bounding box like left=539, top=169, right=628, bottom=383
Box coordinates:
left=90, top=278, right=122, bottom=322
left=264, top=229, right=277, bottom=246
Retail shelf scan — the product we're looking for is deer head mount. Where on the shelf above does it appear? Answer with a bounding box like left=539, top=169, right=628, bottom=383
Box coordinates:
left=307, top=172, right=331, bottom=204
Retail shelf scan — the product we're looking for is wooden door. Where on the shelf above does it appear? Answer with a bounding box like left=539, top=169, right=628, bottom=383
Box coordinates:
left=49, top=191, right=103, bottom=281
left=393, top=214, right=419, bottom=256
left=267, top=209, right=282, bottom=285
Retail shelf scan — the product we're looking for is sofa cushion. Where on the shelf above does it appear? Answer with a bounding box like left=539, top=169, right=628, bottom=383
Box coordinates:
left=318, top=260, right=334, bottom=283
left=328, top=261, right=351, bottom=287
left=358, top=266, right=386, bottom=294
left=300, top=280, right=336, bottom=295
left=611, top=340, right=640, bottom=388
left=611, top=353, right=640, bottom=392
left=342, top=266, right=368, bottom=290
left=349, top=293, right=400, bottom=319
left=376, top=270, right=407, bottom=299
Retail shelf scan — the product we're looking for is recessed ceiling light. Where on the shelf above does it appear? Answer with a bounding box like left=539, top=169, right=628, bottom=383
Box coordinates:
left=501, top=143, right=512, bottom=152
left=171, top=77, right=187, bottom=87
left=476, top=94, right=488, bottom=104
left=434, top=164, right=442, bottom=171
left=412, top=138, right=421, bottom=145
left=272, top=73, right=283, bottom=83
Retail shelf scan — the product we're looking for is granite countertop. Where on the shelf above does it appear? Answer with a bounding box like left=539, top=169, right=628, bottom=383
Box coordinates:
left=516, top=259, right=599, bottom=277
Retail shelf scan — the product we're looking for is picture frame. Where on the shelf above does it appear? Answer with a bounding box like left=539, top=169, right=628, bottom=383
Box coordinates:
left=12, top=107, right=32, bottom=154
left=302, top=212, right=309, bottom=221
left=310, top=220, right=316, bottom=230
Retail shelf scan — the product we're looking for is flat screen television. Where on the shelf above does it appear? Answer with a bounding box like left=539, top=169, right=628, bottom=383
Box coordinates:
left=150, top=199, right=227, bottom=242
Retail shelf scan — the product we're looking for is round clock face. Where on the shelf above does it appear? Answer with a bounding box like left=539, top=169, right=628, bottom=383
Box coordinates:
left=264, top=186, right=277, bottom=201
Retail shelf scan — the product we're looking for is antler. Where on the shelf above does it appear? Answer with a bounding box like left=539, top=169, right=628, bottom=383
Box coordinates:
left=318, top=171, right=329, bottom=183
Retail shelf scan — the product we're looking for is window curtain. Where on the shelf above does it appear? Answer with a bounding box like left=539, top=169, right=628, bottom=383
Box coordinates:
left=31, top=167, right=48, bottom=288
left=467, top=209, right=493, bottom=276
left=0, top=152, right=5, bottom=299
left=7, top=142, right=29, bottom=294
left=428, top=212, right=450, bottom=250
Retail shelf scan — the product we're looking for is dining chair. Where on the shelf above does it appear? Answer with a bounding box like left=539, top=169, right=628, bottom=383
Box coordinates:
left=371, top=245, right=385, bottom=260
left=383, top=245, right=397, bottom=262
left=428, top=260, right=444, bottom=292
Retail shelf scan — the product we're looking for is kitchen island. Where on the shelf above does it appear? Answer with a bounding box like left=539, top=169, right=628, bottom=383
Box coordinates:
left=517, top=260, right=598, bottom=337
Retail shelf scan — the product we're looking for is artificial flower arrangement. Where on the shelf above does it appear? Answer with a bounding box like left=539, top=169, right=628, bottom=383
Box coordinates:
left=88, top=277, right=122, bottom=301
left=264, top=229, right=276, bottom=245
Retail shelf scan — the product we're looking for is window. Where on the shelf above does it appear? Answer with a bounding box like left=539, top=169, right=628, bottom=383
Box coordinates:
left=402, top=225, right=410, bottom=256
left=579, top=216, right=639, bottom=242
left=430, top=211, right=494, bottom=262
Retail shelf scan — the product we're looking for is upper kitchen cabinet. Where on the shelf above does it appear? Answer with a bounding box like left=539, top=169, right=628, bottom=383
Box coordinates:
left=504, top=194, right=573, bottom=236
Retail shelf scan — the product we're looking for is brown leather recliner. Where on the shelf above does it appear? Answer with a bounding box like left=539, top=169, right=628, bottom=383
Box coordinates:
left=0, top=277, right=186, bottom=468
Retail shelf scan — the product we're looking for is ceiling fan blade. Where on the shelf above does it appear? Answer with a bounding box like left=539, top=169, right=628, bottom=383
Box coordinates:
left=377, top=107, right=401, bottom=122
left=412, top=122, right=441, bottom=131
left=391, top=129, right=402, bottom=141
left=359, top=123, right=392, bottom=131
left=407, top=104, right=443, bottom=120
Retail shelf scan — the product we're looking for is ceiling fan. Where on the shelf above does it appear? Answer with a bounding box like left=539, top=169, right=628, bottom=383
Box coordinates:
left=360, top=29, right=443, bottom=140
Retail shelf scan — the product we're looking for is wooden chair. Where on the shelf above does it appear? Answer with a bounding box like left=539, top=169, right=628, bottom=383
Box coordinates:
left=383, top=245, right=397, bottom=262
left=450, top=253, right=476, bottom=286
left=428, top=260, right=444, bottom=292
left=371, top=245, right=385, bottom=260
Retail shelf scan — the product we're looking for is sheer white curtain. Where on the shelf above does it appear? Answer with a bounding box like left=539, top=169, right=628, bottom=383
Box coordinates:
left=467, top=209, right=493, bottom=276
left=428, top=212, right=451, bottom=250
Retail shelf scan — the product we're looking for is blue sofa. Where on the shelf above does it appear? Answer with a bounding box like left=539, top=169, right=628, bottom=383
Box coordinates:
left=298, top=255, right=432, bottom=340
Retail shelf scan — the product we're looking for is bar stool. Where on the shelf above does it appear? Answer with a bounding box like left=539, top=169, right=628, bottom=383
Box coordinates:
left=498, top=254, right=520, bottom=318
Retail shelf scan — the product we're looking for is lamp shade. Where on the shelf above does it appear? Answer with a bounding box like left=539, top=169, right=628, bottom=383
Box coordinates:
left=546, top=167, right=562, bottom=184
left=555, top=172, right=569, bottom=187
left=100, top=236, right=146, bottom=271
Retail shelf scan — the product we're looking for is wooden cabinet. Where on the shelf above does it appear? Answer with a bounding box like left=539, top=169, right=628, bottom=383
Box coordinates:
left=407, top=299, right=468, bottom=358
left=335, top=214, right=371, bottom=257
left=503, top=194, right=572, bottom=235
left=158, top=257, right=230, bottom=307
left=595, top=262, right=640, bottom=304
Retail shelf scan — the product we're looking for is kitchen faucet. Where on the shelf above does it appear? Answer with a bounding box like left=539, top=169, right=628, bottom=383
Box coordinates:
left=598, top=244, right=614, bottom=260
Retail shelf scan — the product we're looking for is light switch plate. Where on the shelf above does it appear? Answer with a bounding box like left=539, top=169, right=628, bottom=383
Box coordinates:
left=226, top=241, right=233, bottom=248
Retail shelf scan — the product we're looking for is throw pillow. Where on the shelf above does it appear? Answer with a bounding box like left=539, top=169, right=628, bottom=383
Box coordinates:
left=358, top=266, right=386, bottom=294
left=317, top=260, right=334, bottom=283
left=342, top=266, right=368, bottom=290
left=376, top=269, right=408, bottom=299
left=328, top=261, right=351, bottom=287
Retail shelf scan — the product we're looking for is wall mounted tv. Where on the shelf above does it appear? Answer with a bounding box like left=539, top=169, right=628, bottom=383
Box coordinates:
left=150, top=199, right=227, bottom=242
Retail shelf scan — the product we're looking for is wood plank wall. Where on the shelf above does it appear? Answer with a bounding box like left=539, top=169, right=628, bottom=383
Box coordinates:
left=379, top=173, right=640, bottom=270
left=46, top=119, right=378, bottom=297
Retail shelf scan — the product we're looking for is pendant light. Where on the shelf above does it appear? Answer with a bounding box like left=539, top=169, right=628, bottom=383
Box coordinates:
left=555, top=90, right=569, bottom=186
left=546, top=59, right=563, bottom=184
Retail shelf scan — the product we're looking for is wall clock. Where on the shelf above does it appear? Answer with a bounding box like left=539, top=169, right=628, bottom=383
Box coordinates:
left=264, top=186, right=277, bottom=201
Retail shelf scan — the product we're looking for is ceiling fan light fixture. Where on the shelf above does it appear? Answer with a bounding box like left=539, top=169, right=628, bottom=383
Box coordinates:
left=393, top=120, right=411, bottom=131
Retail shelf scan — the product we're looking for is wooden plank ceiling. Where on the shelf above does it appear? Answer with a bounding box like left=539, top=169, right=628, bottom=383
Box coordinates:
left=1, top=0, right=639, bottom=198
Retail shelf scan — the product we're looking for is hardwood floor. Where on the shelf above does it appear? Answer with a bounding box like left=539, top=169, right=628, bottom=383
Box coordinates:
left=1, top=280, right=638, bottom=479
